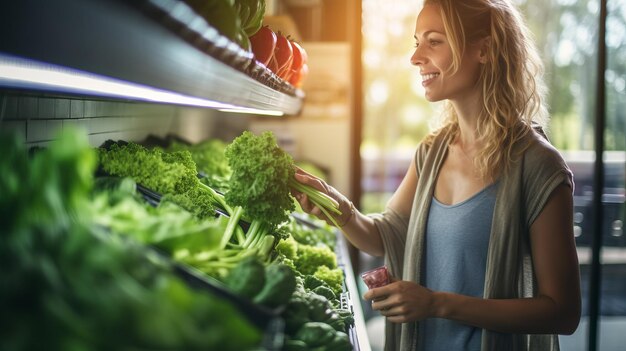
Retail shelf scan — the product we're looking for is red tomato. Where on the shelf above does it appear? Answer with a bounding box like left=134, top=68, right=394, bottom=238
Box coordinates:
left=289, top=63, right=308, bottom=88
left=289, top=40, right=307, bottom=71
left=268, top=55, right=278, bottom=73
left=288, top=40, right=306, bottom=83
left=249, top=26, right=277, bottom=66
left=273, top=32, right=293, bottom=79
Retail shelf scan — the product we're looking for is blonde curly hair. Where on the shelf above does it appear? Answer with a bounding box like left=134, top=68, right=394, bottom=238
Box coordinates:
left=422, top=0, right=548, bottom=180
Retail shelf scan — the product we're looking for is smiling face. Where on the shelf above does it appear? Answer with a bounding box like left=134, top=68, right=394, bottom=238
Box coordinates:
left=410, top=4, right=485, bottom=103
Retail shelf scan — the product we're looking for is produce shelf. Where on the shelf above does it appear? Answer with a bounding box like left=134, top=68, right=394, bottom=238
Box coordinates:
left=335, top=232, right=373, bottom=351
left=128, top=175, right=371, bottom=350
left=95, top=135, right=369, bottom=350
left=0, top=0, right=303, bottom=115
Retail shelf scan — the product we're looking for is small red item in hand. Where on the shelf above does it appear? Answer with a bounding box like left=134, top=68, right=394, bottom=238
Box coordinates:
left=361, top=266, right=390, bottom=289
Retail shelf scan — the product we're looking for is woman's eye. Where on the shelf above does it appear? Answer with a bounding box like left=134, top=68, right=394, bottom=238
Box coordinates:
left=429, top=40, right=440, bottom=46
left=414, top=43, right=420, bottom=48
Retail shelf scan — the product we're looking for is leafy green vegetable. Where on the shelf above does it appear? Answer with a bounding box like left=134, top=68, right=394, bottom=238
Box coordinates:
left=281, top=277, right=353, bottom=340
left=283, top=339, right=308, bottom=351
left=168, top=139, right=231, bottom=192
left=282, top=296, right=311, bottom=334
left=335, top=308, right=355, bottom=329
left=90, top=175, right=266, bottom=282
left=286, top=215, right=337, bottom=249
left=324, top=331, right=352, bottom=351
left=91, top=182, right=224, bottom=253
left=234, top=0, right=266, bottom=36
left=224, top=131, right=342, bottom=229
left=304, top=275, right=325, bottom=291
left=185, top=0, right=242, bottom=46
left=225, top=256, right=266, bottom=299
left=294, top=322, right=337, bottom=347
left=305, top=291, right=335, bottom=322
left=313, top=265, right=344, bottom=297
left=224, top=131, right=296, bottom=226
left=295, top=244, right=337, bottom=276
left=253, top=263, right=297, bottom=308
left=313, top=285, right=337, bottom=302
left=325, top=312, right=346, bottom=332
left=98, top=142, right=220, bottom=219
left=276, top=235, right=298, bottom=260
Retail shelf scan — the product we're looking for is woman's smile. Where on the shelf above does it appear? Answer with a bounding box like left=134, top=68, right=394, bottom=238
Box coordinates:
left=421, top=72, right=440, bottom=86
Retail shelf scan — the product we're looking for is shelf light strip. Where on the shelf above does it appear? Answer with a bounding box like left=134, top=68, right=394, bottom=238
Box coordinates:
left=0, top=53, right=284, bottom=116
left=218, top=107, right=283, bottom=116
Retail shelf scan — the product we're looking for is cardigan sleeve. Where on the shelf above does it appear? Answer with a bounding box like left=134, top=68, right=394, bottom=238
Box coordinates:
left=369, top=207, right=410, bottom=275
left=522, top=132, right=574, bottom=227
left=367, top=143, right=427, bottom=277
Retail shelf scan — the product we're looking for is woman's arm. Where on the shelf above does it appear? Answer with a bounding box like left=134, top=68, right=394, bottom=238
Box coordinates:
left=293, top=156, right=419, bottom=257
left=365, top=184, right=581, bottom=334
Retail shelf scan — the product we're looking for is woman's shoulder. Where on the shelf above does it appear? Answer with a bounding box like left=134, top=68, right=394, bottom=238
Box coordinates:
left=520, top=127, right=567, bottom=167
left=514, top=126, right=574, bottom=226
left=516, top=127, right=573, bottom=189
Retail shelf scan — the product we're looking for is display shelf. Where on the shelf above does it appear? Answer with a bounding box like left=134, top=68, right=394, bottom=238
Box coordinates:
left=0, top=0, right=303, bottom=115
left=105, top=177, right=366, bottom=350
left=336, top=232, right=373, bottom=351
left=292, top=213, right=372, bottom=351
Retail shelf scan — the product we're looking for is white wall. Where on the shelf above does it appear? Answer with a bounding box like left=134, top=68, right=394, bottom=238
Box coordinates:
left=0, top=94, right=178, bottom=147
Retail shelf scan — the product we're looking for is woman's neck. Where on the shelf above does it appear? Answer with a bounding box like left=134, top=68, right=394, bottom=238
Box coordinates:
left=450, top=98, right=482, bottom=147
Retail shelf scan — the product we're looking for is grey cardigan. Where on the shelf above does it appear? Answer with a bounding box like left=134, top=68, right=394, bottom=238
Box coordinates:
left=371, top=127, right=573, bottom=351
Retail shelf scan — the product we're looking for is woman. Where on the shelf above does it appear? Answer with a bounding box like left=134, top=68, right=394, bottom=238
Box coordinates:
left=293, top=0, right=581, bottom=350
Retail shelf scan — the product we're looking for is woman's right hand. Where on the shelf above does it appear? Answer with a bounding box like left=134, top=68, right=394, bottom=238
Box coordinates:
left=291, top=167, right=354, bottom=227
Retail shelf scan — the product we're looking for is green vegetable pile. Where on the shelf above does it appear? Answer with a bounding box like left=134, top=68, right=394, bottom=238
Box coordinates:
left=98, top=142, right=222, bottom=219
left=91, top=176, right=277, bottom=280
left=280, top=278, right=354, bottom=350
left=0, top=129, right=262, bottom=351
left=98, top=142, right=236, bottom=244
left=168, top=139, right=232, bottom=192
left=225, top=257, right=297, bottom=309
left=270, top=219, right=351, bottom=350
left=275, top=216, right=345, bottom=297
left=18, top=127, right=355, bottom=350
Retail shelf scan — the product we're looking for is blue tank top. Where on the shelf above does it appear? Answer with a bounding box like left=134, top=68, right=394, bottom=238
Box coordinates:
left=420, top=182, right=498, bottom=351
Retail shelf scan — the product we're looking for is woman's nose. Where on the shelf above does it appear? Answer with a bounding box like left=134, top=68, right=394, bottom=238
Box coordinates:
left=410, top=47, right=424, bottom=66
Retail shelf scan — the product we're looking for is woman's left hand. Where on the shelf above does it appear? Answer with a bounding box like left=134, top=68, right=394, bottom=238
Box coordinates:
left=363, top=278, right=436, bottom=323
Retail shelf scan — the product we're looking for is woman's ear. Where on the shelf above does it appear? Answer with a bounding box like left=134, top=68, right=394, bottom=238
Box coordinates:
left=478, top=36, right=491, bottom=64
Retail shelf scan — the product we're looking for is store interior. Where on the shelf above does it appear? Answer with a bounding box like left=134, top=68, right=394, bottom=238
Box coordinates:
left=1, top=0, right=625, bottom=351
